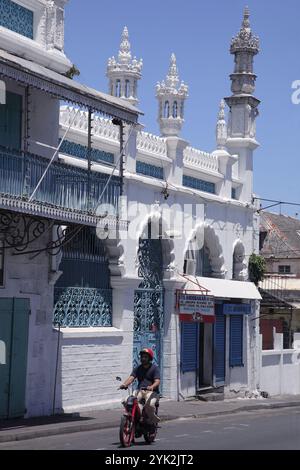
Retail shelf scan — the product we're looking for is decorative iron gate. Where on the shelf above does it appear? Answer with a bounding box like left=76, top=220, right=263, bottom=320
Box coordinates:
left=133, top=229, right=165, bottom=374
left=53, top=227, right=112, bottom=327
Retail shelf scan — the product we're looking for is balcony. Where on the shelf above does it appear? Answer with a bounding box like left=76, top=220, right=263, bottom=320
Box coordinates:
left=0, top=146, right=120, bottom=223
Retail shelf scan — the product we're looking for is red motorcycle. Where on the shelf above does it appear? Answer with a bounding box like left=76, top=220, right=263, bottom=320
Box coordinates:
left=116, top=377, right=159, bottom=447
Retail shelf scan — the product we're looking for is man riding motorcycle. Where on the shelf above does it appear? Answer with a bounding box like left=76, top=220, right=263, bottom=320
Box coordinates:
left=119, top=348, right=160, bottom=425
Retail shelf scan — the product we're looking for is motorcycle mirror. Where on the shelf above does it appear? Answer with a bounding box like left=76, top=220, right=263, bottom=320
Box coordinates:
left=116, top=376, right=122, bottom=381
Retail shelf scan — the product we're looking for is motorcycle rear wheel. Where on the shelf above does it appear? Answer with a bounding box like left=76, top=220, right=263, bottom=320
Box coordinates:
left=144, top=424, right=158, bottom=444
left=119, top=415, right=135, bottom=447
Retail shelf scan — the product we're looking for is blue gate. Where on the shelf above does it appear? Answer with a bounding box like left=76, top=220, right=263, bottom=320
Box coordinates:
left=133, top=228, right=165, bottom=377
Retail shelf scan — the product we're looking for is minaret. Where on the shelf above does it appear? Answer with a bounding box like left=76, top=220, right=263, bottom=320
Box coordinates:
left=156, top=54, right=188, bottom=137
left=225, top=6, right=260, bottom=203
left=107, top=27, right=143, bottom=106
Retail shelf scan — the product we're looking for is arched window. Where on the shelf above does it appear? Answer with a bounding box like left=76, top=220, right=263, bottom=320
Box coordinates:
left=125, top=80, right=130, bottom=98
left=116, top=80, right=121, bottom=97
left=195, top=246, right=213, bottom=278
left=164, top=101, right=170, bottom=118
left=180, top=102, right=184, bottom=118
left=173, top=101, right=178, bottom=118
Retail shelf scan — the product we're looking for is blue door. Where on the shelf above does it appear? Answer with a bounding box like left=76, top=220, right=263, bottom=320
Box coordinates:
left=214, top=304, right=226, bottom=385
left=0, top=298, right=30, bottom=419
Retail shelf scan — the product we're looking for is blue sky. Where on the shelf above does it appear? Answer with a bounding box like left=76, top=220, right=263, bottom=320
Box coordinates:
left=64, top=0, right=300, bottom=215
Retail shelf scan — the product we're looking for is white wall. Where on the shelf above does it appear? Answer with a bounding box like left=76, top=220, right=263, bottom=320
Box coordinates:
left=0, top=224, right=57, bottom=417
left=259, top=333, right=300, bottom=396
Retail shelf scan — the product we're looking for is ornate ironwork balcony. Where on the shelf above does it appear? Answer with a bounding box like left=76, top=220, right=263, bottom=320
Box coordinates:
left=0, top=146, right=120, bottom=217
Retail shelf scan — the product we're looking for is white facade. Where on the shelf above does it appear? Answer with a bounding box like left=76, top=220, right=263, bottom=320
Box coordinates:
left=0, top=4, right=265, bottom=418
left=55, top=8, right=263, bottom=412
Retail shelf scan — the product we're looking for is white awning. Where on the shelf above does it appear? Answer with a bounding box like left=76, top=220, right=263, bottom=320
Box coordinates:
left=184, top=276, right=262, bottom=301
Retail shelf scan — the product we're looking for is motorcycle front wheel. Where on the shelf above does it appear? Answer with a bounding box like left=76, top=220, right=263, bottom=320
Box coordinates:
left=119, top=415, right=135, bottom=447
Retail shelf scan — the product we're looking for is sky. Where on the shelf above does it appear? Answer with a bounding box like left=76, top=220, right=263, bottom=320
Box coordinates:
left=64, top=0, right=300, bottom=216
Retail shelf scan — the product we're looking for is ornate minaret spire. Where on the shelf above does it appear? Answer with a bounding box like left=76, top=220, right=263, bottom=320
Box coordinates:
left=225, top=7, right=261, bottom=203
left=156, top=54, right=188, bottom=137
left=216, top=99, right=227, bottom=150
left=230, top=6, right=260, bottom=95
left=118, top=26, right=132, bottom=64
left=107, top=26, right=143, bottom=106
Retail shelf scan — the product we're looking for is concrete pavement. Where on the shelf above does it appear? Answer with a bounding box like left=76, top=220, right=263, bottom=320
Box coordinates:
left=1, top=395, right=300, bottom=443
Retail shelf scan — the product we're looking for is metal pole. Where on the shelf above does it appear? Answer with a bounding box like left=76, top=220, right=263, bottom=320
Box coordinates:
left=53, top=322, right=61, bottom=416
left=119, top=122, right=124, bottom=198
left=87, top=108, right=92, bottom=211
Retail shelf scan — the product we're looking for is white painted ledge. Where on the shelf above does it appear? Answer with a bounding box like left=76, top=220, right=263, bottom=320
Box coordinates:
left=54, top=327, right=124, bottom=338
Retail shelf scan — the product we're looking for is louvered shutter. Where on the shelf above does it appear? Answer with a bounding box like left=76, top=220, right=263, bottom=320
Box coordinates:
left=229, top=315, right=243, bottom=367
left=181, top=322, right=198, bottom=373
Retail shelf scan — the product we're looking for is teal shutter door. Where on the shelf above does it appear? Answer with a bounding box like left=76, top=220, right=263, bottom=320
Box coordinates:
left=0, top=91, right=22, bottom=150
left=0, top=299, right=13, bottom=419
left=181, top=322, right=198, bottom=373
left=8, top=299, right=30, bottom=418
left=229, top=315, right=243, bottom=367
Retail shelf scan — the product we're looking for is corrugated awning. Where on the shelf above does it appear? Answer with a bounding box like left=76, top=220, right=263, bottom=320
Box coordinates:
left=184, top=276, right=262, bottom=300
left=0, top=49, right=141, bottom=124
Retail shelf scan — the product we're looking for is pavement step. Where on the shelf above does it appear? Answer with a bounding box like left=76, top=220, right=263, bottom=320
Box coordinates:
left=197, top=393, right=225, bottom=402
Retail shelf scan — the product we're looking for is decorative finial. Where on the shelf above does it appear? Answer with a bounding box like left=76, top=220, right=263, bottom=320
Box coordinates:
left=216, top=99, right=227, bottom=149
left=118, top=26, right=131, bottom=64
left=230, top=7, right=260, bottom=54
left=242, top=6, right=250, bottom=29
left=166, top=53, right=179, bottom=88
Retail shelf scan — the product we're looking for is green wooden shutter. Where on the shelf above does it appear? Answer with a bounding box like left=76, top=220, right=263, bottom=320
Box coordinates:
left=0, top=298, right=13, bottom=419
left=8, top=298, right=30, bottom=418
left=0, top=91, right=22, bottom=150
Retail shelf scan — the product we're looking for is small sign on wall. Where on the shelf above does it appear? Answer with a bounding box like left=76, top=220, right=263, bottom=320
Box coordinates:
left=177, top=293, right=215, bottom=323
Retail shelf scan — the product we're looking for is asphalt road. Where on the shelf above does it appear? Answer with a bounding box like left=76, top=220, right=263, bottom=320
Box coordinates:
left=1, top=407, right=300, bottom=450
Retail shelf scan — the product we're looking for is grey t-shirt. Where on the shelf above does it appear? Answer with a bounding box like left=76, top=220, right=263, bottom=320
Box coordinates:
left=131, top=364, right=160, bottom=393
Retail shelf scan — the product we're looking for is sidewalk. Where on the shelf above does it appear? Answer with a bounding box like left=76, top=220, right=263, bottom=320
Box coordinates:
left=1, top=395, right=300, bottom=443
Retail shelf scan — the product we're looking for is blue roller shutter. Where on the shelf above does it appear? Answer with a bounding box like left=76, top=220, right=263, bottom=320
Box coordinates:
left=214, top=304, right=226, bottom=384
left=181, top=322, right=198, bottom=373
left=229, top=315, right=243, bottom=367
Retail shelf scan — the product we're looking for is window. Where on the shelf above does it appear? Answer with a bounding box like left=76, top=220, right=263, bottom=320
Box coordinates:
left=59, top=139, right=114, bottom=165
left=0, top=91, right=22, bottom=150
left=164, top=101, right=169, bottom=118
left=0, top=241, right=4, bottom=286
left=195, top=247, right=212, bottom=277
left=231, top=187, right=237, bottom=200
left=229, top=315, right=243, bottom=367
left=116, top=80, right=121, bottom=97
left=136, top=161, right=164, bottom=180
left=125, top=80, right=130, bottom=98
left=278, top=265, right=291, bottom=274
left=0, top=0, right=33, bottom=39
left=173, top=101, right=178, bottom=118
left=183, top=175, right=216, bottom=194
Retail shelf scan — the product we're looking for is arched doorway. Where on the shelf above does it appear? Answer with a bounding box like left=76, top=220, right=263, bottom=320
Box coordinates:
left=53, top=226, right=112, bottom=327
left=133, top=221, right=165, bottom=373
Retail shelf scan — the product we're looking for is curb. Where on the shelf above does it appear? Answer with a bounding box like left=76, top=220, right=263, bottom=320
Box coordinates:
left=1, top=401, right=300, bottom=444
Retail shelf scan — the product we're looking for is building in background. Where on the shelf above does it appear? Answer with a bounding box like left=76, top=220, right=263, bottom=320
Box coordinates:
left=259, top=211, right=300, bottom=349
